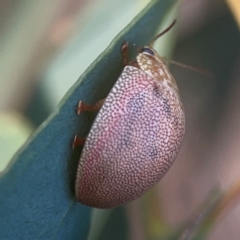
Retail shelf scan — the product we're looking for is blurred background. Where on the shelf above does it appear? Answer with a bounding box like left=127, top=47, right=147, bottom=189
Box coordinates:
left=0, top=0, right=239, bottom=239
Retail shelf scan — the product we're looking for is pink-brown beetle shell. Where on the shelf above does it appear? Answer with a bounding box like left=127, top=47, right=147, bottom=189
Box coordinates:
left=75, top=46, right=185, bottom=209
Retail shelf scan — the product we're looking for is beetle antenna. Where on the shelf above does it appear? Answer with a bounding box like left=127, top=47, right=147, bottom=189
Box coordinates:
left=150, top=19, right=176, bottom=47
left=169, top=60, right=215, bottom=79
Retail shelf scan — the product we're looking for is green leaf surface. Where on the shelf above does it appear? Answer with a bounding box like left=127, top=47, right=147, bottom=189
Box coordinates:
left=0, top=0, right=176, bottom=239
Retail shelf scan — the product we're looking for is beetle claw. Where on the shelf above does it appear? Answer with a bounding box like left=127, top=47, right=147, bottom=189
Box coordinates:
left=72, top=135, right=85, bottom=149
left=76, top=99, right=105, bottom=115
left=76, top=101, right=84, bottom=115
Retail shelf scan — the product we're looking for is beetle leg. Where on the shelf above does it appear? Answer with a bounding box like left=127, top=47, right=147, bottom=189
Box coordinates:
left=76, top=99, right=105, bottom=115
left=121, top=41, right=129, bottom=66
left=72, top=135, right=86, bottom=149
left=121, top=41, right=139, bottom=68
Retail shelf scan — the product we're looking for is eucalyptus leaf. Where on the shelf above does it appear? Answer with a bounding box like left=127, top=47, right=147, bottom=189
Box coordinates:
left=0, top=0, right=176, bottom=239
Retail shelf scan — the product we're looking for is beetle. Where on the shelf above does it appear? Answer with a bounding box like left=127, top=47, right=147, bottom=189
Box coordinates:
left=73, top=20, right=185, bottom=208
